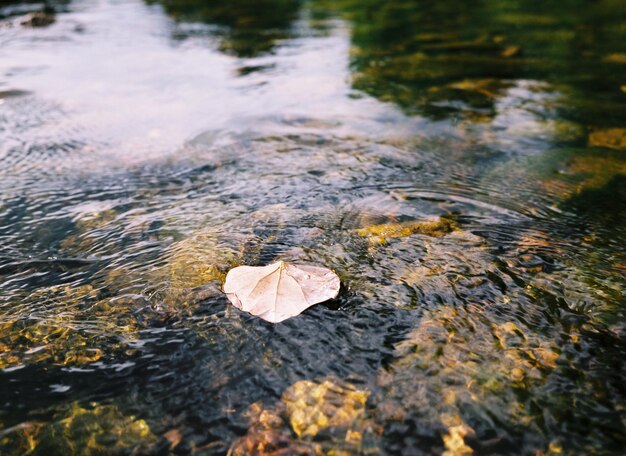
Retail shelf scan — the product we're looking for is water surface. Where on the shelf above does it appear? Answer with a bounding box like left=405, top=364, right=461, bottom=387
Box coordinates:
left=0, top=0, right=625, bottom=454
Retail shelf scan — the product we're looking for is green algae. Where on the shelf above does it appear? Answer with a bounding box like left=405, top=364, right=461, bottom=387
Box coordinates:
left=0, top=403, right=156, bottom=456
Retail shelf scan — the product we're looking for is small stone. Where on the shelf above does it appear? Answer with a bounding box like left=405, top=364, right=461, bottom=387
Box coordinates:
left=20, top=11, right=55, bottom=28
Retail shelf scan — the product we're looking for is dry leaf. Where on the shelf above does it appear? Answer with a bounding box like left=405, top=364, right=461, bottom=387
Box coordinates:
left=223, top=261, right=340, bottom=323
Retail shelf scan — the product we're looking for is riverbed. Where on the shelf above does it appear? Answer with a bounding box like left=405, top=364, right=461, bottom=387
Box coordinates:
left=1, top=0, right=625, bottom=454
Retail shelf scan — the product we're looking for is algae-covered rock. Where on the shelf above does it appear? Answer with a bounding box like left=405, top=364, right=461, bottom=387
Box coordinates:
left=282, top=379, right=369, bottom=438
left=0, top=422, right=44, bottom=455
left=228, top=402, right=319, bottom=456
left=588, top=128, right=626, bottom=150
left=529, top=267, right=625, bottom=330
left=377, top=300, right=562, bottom=452
left=228, top=428, right=318, bottom=456
left=128, top=227, right=237, bottom=311
left=0, top=402, right=155, bottom=455
left=445, top=78, right=514, bottom=98
left=60, top=208, right=119, bottom=255
left=395, top=230, right=493, bottom=307
left=0, top=317, right=123, bottom=369
left=0, top=284, right=144, bottom=370
left=229, top=379, right=380, bottom=456
left=500, top=45, right=521, bottom=58
left=354, top=217, right=457, bottom=246
left=558, top=154, right=626, bottom=198
left=166, top=230, right=231, bottom=288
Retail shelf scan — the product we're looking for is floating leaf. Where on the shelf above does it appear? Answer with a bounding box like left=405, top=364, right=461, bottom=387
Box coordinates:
left=223, top=261, right=340, bottom=323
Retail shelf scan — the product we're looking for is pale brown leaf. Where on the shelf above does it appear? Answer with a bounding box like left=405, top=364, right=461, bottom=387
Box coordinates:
left=223, top=261, right=340, bottom=323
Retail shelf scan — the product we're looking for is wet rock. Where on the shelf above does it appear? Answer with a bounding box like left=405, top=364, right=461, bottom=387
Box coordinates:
left=20, top=10, right=55, bottom=28
left=505, top=253, right=546, bottom=274
left=515, top=148, right=626, bottom=205
left=228, top=402, right=318, bottom=456
left=394, top=230, right=494, bottom=308
left=530, top=267, right=624, bottom=328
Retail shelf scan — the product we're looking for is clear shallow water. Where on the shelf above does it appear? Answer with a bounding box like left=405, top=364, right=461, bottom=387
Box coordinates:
left=0, top=0, right=625, bottom=454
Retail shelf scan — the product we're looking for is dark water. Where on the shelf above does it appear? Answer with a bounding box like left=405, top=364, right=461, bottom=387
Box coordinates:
left=1, top=0, right=625, bottom=454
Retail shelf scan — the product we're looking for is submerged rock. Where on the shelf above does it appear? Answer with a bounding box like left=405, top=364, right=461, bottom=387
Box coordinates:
left=282, top=379, right=369, bottom=438
left=0, top=284, right=141, bottom=370
left=0, top=402, right=155, bottom=455
left=354, top=216, right=458, bottom=246
left=376, top=303, right=561, bottom=453
left=228, top=401, right=318, bottom=456
left=588, top=128, right=626, bottom=150
left=229, top=379, right=380, bottom=455
left=145, top=227, right=235, bottom=312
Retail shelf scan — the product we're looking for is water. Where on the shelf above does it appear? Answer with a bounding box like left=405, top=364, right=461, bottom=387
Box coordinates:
left=0, top=0, right=625, bottom=454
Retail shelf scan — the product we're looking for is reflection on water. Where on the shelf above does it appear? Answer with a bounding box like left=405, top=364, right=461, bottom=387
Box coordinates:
left=333, top=0, right=626, bottom=121
left=152, top=0, right=302, bottom=57
left=0, top=0, right=624, bottom=454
